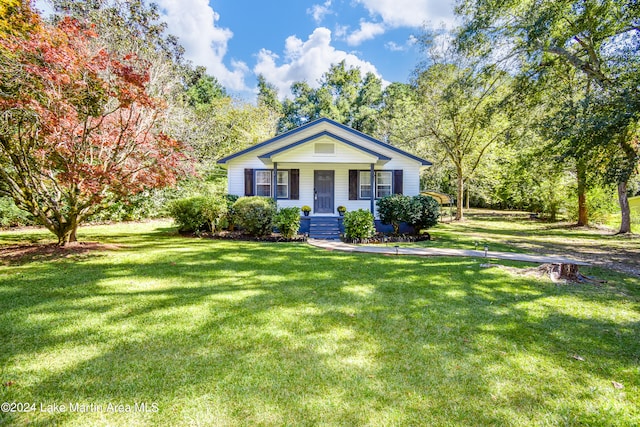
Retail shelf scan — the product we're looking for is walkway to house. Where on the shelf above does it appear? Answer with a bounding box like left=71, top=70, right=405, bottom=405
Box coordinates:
left=307, top=239, right=591, bottom=266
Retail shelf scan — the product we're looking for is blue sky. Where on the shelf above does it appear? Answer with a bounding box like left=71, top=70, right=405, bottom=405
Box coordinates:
left=37, top=0, right=458, bottom=100
left=154, top=0, right=459, bottom=99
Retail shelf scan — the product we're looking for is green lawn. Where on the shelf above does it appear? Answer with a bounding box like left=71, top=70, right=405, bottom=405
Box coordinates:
left=631, top=196, right=640, bottom=214
left=1, top=220, right=639, bottom=426
left=410, top=210, right=640, bottom=271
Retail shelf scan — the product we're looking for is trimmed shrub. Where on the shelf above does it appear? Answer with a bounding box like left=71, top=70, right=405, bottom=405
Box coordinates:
left=274, top=207, right=301, bottom=239
left=168, top=197, right=208, bottom=232
left=376, top=194, right=412, bottom=235
left=221, top=194, right=240, bottom=230
left=406, top=195, right=440, bottom=232
left=343, top=209, right=375, bottom=240
left=202, top=196, right=228, bottom=232
left=233, top=196, right=276, bottom=236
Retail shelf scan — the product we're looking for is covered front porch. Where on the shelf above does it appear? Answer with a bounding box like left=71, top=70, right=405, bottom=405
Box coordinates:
left=258, top=132, right=392, bottom=217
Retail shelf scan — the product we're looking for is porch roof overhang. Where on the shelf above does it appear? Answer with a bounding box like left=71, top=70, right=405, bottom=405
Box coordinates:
left=257, top=131, right=391, bottom=166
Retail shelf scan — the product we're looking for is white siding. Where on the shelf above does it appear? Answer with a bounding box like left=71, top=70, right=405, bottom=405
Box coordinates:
left=224, top=120, right=425, bottom=218
left=228, top=161, right=421, bottom=218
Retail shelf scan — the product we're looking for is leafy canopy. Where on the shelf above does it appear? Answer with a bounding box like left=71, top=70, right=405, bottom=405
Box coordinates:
left=0, top=10, right=191, bottom=244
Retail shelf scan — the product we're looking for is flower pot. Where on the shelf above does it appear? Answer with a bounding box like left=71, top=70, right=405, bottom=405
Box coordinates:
left=303, top=211, right=310, bottom=217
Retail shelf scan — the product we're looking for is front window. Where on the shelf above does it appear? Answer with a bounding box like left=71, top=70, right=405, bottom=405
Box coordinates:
left=359, top=171, right=371, bottom=199
left=255, top=170, right=272, bottom=197
left=255, top=170, right=289, bottom=198
left=277, top=170, right=289, bottom=198
left=376, top=171, right=392, bottom=198
left=358, top=170, right=393, bottom=199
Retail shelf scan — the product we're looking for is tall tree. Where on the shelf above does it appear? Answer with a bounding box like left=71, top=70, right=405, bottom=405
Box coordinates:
left=456, top=0, right=640, bottom=232
left=376, top=83, right=418, bottom=142
left=278, top=61, right=383, bottom=134
left=412, top=62, right=512, bottom=220
left=177, top=97, right=279, bottom=163
left=257, top=74, right=282, bottom=115
left=530, top=64, right=604, bottom=225
left=0, top=11, right=190, bottom=245
left=185, top=65, right=227, bottom=108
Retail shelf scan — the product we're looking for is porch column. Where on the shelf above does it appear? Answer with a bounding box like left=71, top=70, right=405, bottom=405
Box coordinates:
left=273, top=162, right=278, bottom=204
left=370, top=163, right=375, bottom=215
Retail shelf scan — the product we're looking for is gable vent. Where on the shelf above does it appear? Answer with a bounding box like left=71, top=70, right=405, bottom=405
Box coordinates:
left=314, top=142, right=335, bottom=154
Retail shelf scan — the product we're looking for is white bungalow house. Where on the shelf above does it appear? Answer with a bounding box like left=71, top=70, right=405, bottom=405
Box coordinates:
left=217, top=118, right=432, bottom=237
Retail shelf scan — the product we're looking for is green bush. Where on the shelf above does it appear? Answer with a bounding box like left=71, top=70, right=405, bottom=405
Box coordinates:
left=376, top=194, right=412, bottom=235
left=168, top=197, right=209, bottom=232
left=377, top=194, right=440, bottom=235
left=202, top=196, right=228, bottom=232
left=0, top=197, right=33, bottom=227
left=232, top=196, right=276, bottom=236
left=274, top=207, right=301, bottom=239
left=222, top=194, right=240, bottom=230
left=343, top=209, right=375, bottom=240
left=406, top=195, right=440, bottom=232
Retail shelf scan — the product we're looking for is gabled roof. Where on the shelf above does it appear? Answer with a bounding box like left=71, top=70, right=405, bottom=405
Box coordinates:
left=217, top=117, right=432, bottom=166
left=258, top=131, right=391, bottom=162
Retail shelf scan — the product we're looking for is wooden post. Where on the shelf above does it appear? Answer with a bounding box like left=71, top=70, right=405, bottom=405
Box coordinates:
left=273, top=162, right=278, bottom=204
left=370, top=163, right=375, bottom=215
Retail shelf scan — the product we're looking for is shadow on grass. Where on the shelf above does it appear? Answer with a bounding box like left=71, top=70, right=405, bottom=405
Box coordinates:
left=1, top=226, right=639, bottom=425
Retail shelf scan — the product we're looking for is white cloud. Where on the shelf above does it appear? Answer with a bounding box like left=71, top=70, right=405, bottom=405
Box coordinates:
left=156, top=0, right=248, bottom=91
left=254, top=27, right=386, bottom=99
left=355, top=0, right=457, bottom=29
left=334, top=25, right=349, bottom=39
left=385, top=35, right=419, bottom=52
left=385, top=41, right=405, bottom=52
left=307, top=0, right=334, bottom=24
left=346, top=21, right=386, bottom=46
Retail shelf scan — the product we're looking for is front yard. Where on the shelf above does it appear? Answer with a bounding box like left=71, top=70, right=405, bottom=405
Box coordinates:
left=1, top=220, right=639, bottom=425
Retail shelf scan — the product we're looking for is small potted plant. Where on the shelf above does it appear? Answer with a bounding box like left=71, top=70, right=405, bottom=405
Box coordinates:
left=337, top=205, right=346, bottom=216
left=301, top=205, right=312, bottom=216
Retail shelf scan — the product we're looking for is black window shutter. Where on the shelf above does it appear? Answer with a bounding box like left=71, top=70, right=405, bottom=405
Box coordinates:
left=244, top=169, right=254, bottom=196
left=290, top=169, right=299, bottom=200
left=349, top=170, right=358, bottom=200
left=393, top=170, right=403, bottom=195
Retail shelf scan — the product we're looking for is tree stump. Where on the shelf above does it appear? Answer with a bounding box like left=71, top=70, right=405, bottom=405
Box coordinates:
left=551, top=263, right=580, bottom=281
left=537, top=263, right=605, bottom=284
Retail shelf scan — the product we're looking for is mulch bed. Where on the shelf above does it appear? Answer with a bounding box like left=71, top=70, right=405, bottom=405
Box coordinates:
left=181, top=231, right=432, bottom=244
left=0, top=241, right=121, bottom=265
left=180, top=230, right=307, bottom=243
left=342, top=233, right=431, bottom=244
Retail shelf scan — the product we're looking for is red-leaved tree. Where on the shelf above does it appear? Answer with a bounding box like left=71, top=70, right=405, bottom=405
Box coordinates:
left=0, top=6, right=191, bottom=245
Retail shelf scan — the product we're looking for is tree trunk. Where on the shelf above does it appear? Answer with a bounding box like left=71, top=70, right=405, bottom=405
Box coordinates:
left=69, top=224, right=78, bottom=243
left=56, top=217, right=79, bottom=246
left=576, top=161, right=588, bottom=226
left=456, top=166, right=464, bottom=221
left=617, top=180, right=632, bottom=234
left=465, top=186, right=470, bottom=210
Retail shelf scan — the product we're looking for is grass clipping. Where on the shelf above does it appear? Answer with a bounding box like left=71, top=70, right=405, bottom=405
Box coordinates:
left=483, top=263, right=607, bottom=285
